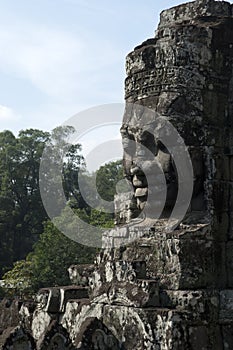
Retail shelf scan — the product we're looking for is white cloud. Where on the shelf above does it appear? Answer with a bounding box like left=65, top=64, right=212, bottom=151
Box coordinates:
left=0, top=20, right=124, bottom=101
left=0, top=105, right=20, bottom=121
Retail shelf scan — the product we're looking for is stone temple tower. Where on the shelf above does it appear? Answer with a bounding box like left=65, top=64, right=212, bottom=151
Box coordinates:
left=98, top=0, right=233, bottom=347
left=2, top=0, right=233, bottom=349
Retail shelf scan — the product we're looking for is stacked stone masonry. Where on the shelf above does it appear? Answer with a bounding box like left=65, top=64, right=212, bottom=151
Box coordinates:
left=1, top=0, right=233, bottom=348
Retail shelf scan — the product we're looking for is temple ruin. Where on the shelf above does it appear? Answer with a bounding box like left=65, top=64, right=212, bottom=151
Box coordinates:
left=1, top=0, right=233, bottom=348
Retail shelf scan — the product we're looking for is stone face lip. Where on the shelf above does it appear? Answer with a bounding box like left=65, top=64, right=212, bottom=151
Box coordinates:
left=135, top=187, right=148, bottom=197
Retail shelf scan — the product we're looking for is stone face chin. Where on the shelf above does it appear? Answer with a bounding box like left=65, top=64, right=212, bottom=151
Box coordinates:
left=2, top=0, right=233, bottom=349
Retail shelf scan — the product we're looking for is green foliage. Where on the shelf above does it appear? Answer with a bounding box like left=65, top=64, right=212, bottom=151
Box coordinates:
left=0, top=127, right=84, bottom=277
left=0, top=288, right=4, bottom=298
left=87, top=208, right=115, bottom=228
left=72, top=207, right=115, bottom=239
left=96, top=160, right=123, bottom=202
left=0, top=134, right=123, bottom=294
left=2, top=259, right=34, bottom=298
left=2, top=221, right=97, bottom=294
left=28, top=221, right=96, bottom=289
left=0, top=129, right=50, bottom=275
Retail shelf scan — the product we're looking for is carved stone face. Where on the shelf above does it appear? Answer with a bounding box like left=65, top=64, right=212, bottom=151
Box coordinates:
left=118, top=101, right=206, bottom=225
left=121, top=123, right=178, bottom=220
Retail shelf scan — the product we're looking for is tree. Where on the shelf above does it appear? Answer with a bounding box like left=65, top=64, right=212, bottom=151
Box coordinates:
left=28, top=221, right=97, bottom=289
left=11, top=129, right=50, bottom=259
left=0, top=129, right=50, bottom=274
left=1, top=137, right=124, bottom=294
left=96, top=160, right=124, bottom=202
left=0, top=131, right=18, bottom=274
left=2, top=220, right=97, bottom=294
left=2, top=260, right=34, bottom=298
left=40, top=126, right=86, bottom=218
left=0, top=196, right=15, bottom=274
left=0, top=127, right=85, bottom=277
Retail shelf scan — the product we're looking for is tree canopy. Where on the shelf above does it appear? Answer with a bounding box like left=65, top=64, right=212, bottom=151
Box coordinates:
left=0, top=126, right=124, bottom=296
left=0, top=127, right=85, bottom=276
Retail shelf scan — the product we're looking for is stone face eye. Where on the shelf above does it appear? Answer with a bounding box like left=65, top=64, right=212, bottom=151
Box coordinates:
left=139, top=130, right=157, bottom=156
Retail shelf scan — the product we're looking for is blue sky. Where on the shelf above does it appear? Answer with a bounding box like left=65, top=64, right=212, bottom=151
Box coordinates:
left=0, top=0, right=194, bottom=135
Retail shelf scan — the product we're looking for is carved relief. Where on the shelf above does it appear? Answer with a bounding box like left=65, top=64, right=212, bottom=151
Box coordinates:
left=75, top=318, right=123, bottom=350
left=39, top=322, right=74, bottom=350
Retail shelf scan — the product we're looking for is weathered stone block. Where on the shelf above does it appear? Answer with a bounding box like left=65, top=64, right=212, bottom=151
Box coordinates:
left=89, top=258, right=159, bottom=307
left=219, top=290, right=233, bottom=321
left=19, top=301, right=36, bottom=334
left=159, top=0, right=232, bottom=27
left=36, top=287, right=89, bottom=314
left=160, top=290, right=219, bottom=321
left=114, top=192, right=138, bottom=225
left=37, top=321, right=74, bottom=350
left=212, top=181, right=230, bottom=214
left=68, top=264, right=95, bottom=286
left=102, top=227, right=130, bottom=248
left=212, top=211, right=229, bottom=242
left=115, top=260, right=147, bottom=281
left=214, top=151, right=231, bottom=181
left=0, top=299, right=21, bottom=332
left=222, top=325, right=233, bottom=350
left=0, top=326, right=36, bottom=350
left=226, top=242, right=233, bottom=288
left=118, top=229, right=226, bottom=290
left=228, top=211, right=233, bottom=240
left=102, top=305, right=160, bottom=349
left=102, top=306, right=222, bottom=350
left=189, top=326, right=209, bottom=350
left=230, top=156, right=233, bottom=181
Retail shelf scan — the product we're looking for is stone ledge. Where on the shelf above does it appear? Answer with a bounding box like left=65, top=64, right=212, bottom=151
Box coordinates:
left=36, top=286, right=89, bottom=314
left=160, top=289, right=219, bottom=320
left=159, top=0, right=233, bottom=29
